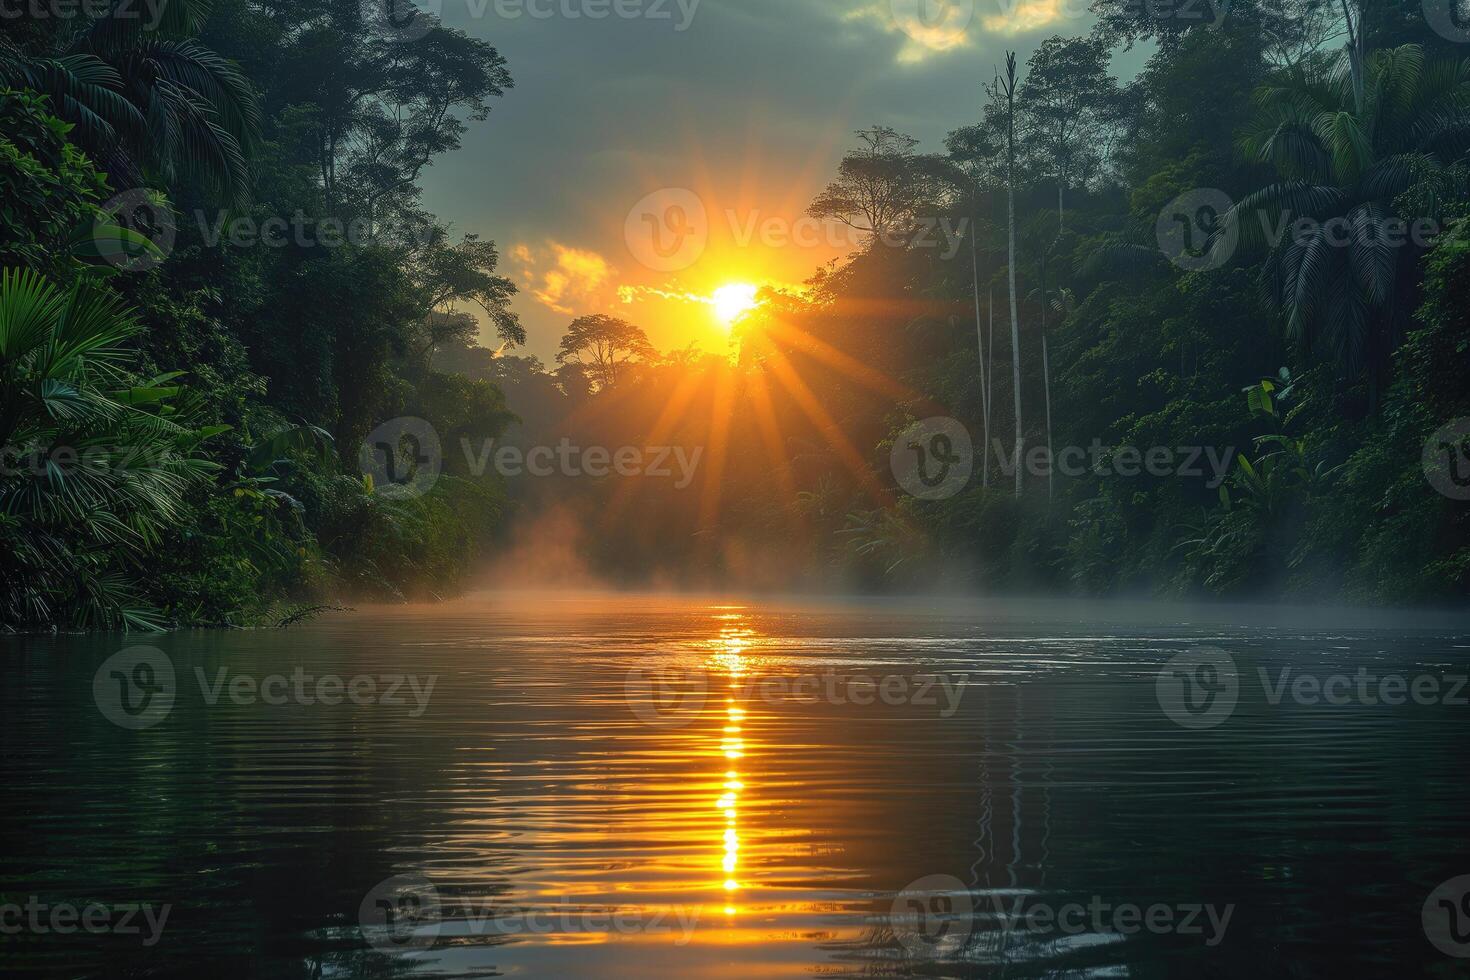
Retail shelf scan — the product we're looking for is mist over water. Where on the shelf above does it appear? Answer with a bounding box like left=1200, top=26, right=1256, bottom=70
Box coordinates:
left=4, top=592, right=1468, bottom=977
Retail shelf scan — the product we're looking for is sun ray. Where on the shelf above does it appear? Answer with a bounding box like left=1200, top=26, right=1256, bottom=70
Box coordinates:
left=697, top=367, right=737, bottom=533
left=762, top=348, right=892, bottom=506
left=600, top=367, right=707, bottom=527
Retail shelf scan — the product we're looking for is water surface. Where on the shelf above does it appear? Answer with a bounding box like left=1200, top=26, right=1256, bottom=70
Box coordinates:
left=4, top=593, right=1468, bottom=977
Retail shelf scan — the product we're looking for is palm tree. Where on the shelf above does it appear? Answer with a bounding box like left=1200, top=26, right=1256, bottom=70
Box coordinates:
left=0, top=0, right=259, bottom=201
left=1219, top=43, right=1470, bottom=405
left=0, top=268, right=224, bottom=629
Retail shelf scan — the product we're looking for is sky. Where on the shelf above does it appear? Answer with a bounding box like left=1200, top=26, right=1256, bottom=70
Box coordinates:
left=415, top=0, right=1121, bottom=364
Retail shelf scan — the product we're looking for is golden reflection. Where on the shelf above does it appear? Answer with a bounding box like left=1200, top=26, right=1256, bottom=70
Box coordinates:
left=712, top=616, right=751, bottom=917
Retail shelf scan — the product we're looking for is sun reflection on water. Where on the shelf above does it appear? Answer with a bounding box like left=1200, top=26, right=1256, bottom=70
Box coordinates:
left=713, top=616, right=750, bottom=918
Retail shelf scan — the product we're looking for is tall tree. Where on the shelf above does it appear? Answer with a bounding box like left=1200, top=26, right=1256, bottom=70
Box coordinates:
left=555, top=314, right=657, bottom=391
left=990, top=53, right=1024, bottom=497
left=807, top=126, right=948, bottom=244
left=1019, top=35, right=1120, bottom=231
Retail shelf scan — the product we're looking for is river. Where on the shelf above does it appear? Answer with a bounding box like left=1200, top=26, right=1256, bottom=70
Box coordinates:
left=4, top=592, right=1469, bottom=977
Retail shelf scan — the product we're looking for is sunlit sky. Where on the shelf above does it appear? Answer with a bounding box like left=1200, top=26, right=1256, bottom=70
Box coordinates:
left=418, top=0, right=1129, bottom=364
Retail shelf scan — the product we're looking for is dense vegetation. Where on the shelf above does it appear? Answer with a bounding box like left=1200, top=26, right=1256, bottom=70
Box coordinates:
left=1, top=1, right=519, bottom=628
left=3, top=0, right=1467, bottom=630
left=448, top=1, right=1470, bottom=602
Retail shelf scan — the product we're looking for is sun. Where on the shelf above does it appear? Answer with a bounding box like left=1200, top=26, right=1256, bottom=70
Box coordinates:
left=711, top=283, right=760, bottom=327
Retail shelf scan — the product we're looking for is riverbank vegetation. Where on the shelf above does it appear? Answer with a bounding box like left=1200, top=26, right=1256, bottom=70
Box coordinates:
left=1, top=2, right=519, bottom=629
left=3, top=1, right=1467, bottom=630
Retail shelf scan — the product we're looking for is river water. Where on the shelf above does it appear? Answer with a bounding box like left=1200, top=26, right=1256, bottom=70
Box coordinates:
left=3, top=592, right=1469, bottom=977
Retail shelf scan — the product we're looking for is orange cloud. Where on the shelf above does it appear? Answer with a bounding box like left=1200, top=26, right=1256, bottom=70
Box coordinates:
left=515, top=241, right=615, bottom=315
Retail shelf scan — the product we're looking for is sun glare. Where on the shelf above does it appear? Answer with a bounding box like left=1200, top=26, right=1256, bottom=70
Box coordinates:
left=711, top=283, right=760, bottom=327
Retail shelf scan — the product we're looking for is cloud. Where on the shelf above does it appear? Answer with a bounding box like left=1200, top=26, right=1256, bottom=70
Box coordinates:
left=515, top=242, right=615, bottom=315
left=844, top=0, right=976, bottom=64
left=979, top=0, right=1075, bottom=35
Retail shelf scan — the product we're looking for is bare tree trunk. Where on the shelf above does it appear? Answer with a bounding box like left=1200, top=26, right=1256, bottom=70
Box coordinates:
left=970, top=216, right=990, bottom=488
left=1040, top=248, right=1053, bottom=503
left=1003, top=52, right=1023, bottom=498
left=986, top=287, right=994, bottom=488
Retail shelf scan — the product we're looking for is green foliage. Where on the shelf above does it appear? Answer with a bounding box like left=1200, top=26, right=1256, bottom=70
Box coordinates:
left=0, top=268, right=223, bottom=630
left=1, top=0, right=262, bottom=201
left=0, top=89, right=111, bottom=276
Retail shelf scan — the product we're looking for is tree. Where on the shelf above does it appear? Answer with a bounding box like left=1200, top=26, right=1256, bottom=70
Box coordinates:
left=412, top=229, right=523, bottom=346
left=555, top=314, right=657, bottom=391
left=1019, top=35, right=1120, bottom=231
left=1220, top=43, right=1470, bottom=404
left=807, top=126, right=949, bottom=244
left=989, top=53, right=1024, bottom=497
left=1, top=0, right=261, bottom=202
left=238, top=1, right=513, bottom=226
